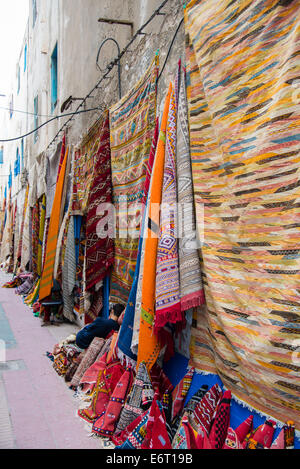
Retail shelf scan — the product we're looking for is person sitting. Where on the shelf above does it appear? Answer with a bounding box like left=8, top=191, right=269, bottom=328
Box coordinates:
left=75, top=303, right=125, bottom=350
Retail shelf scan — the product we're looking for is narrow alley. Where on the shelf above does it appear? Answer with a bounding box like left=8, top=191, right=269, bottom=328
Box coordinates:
left=0, top=271, right=104, bottom=449
left=0, top=0, right=299, bottom=452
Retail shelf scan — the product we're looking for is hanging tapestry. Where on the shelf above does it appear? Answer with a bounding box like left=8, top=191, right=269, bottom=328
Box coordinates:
left=185, top=0, right=300, bottom=429
left=85, top=110, right=114, bottom=291
left=7, top=202, right=17, bottom=273
left=155, top=82, right=182, bottom=330
left=116, top=361, right=153, bottom=434
left=70, top=337, right=105, bottom=389
left=62, top=216, right=76, bottom=322
left=20, top=190, right=31, bottom=271
left=39, top=148, right=68, bottom=300
left=53, top=210, right=68, bottom=281
left=13, top=204, right=20, bottom=272
left=28, top=164, right=37, bottom=209
left=37, top=194, right=46, bottom=277
left=109, top=55, right=159, bottom=305
left=36, top=152, right=47, bottom=200
left=137, top=83, right=171, bottom=371
left=46, top=141, right=62, bottom=218
left=72, top=120, right=103, bottom=216
left=17, top=185, right=29, bottom=262
left=31, top=200, right=40, bottom=275
left=176, top=62, right=205, bottom=310
left=117, top=119, right=158, bottom=362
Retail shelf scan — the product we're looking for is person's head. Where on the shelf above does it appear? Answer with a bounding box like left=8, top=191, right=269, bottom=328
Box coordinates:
left=109, top=303, right=125, bottom=321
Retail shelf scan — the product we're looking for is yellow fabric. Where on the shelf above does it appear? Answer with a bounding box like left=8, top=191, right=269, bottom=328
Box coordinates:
left=137, top=83, right=172, bottom=371
left=39, top=148, right=68, bottom=300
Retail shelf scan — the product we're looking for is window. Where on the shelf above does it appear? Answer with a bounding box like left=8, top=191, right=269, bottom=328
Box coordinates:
left=32, top=0, right=37, bottom=27
left=34, top=95, right=38, bottom=143
left=51, top=43, right=58, bottom=112
left=21, top=139, right=24, bottom=168
left=9, top=95, right=13, bottom=119
left=24, top=44, right=27, bottom=72
left=17, top=65, right=20, bottom=94
left=14, top=148, right=20, bottom=177
left=0, top=147, right=3, bottom=165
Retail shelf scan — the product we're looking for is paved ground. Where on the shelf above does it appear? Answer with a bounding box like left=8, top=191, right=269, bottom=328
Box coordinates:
left=0, top=271, right=104, bottom=449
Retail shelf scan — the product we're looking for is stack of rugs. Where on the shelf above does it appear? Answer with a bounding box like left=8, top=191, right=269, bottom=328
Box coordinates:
left=2, top=272, right=35, bottom=296
left=48, top=333, right=296, bottom=450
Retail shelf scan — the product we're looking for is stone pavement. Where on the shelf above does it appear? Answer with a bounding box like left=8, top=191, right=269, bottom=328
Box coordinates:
left=0, top=271, right=104, bottom=449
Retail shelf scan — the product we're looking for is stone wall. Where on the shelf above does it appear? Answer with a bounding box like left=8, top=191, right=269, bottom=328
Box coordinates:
left=0, top=0, right=185, bottom=202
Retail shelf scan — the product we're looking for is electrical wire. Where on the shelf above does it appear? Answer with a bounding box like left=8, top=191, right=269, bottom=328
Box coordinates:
left=157, top=17, right=184, bottom=82
left=0, top=0, right=183, bottom=146
left=0, top=107, right=102, bottom=142
left=44, top=0, right=174, bottom=151
left=0, top=106, right=54, bottom=118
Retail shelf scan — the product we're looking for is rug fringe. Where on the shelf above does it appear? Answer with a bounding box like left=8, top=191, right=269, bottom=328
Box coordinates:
left=224, top=388, right=300, bottom=438
left=117, top=347, right=137, bottom=369
left=181, top=291, right=205, bottom=312
left=194, top=370, right=300, bottom=438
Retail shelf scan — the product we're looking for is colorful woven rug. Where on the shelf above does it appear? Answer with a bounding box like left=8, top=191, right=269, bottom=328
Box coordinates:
left=155, top=82, right=182, bottom=330
left=17, top=185, right=29, bottom=262
left=72, top=120, right=103, bottom=216
left=46, top=141, right=62, bottom=218
left=92, top=366, right=134, bottom=437
left=109, top=55, right=159, bottom=305
left=141, top=397, right=172, bottom=449
left=31, top=200, right=40, bottom=275
left=116, top=361, right=153, bottom=434
left=137, top=83, right=172, bottom=371
left=85, top=110, right=114, bottom=291
left=70, top=337, right=105, bottom=389
left=185, top=0, right=300, bottom=430
left=36, top=152, right=47, bottom=201
left=176, top=63, right=204, bottom=311
left=0, top=198, right=12, bottom=265
left=37, top=194, right=46, bottom=277
left=20, top=202, right=31, bottom=271
left=117, top=119, right=158, bottom=363
left=39, top=148, right=68, bottom=301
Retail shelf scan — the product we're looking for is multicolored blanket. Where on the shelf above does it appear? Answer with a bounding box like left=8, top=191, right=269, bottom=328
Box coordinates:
left=137, top=84, right=172, bottom=371
left=72, top=120, right=103, bottom=216
left=39, top=148, right=68, bottom=301
left=185, top=0, right=300, bottom=429
left=155, top=83, right=182, bottom=330
left=46, top=141, right=62, bottom=218
left=85, top=111, right=114, bottom=291
left=176, top=63, right=205, bottom=311
left=109, top=55, right=159, bottom=305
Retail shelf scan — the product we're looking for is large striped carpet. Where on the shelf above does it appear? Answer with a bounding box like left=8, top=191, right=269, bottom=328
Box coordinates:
left=185, top=0, right=300, bottom=429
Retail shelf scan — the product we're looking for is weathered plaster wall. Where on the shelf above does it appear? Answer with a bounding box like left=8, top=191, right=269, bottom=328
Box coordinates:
left=0, top=0, right=185, bottom=203
left=55, top=0, right=184, bottom=150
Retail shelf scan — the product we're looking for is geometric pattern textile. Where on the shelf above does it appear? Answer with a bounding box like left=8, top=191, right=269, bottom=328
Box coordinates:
left=85, top=111, right=114, bottom=291
left=185, top=0, right=300, bottom=429
left=109, top=56, right=158, bottom=305
left=155, top=83, right=182, bottom=329
left=137, top=84, right=172, bottom=371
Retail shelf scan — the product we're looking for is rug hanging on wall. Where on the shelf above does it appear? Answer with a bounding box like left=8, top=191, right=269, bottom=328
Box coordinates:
left=109, top=55, right=159, bottom=305
left=185, top=0, right=300, bottom=429
left=72, top=120, right=103, bottom=216
left=85, top=110, right=114, bottom=291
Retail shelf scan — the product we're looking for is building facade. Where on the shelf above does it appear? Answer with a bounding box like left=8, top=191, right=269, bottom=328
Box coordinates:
left=0, top=0, right=183, bottom=207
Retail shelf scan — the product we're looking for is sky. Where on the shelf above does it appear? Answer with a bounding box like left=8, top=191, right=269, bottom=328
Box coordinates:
left=0, top=0, right=29, bottom=96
